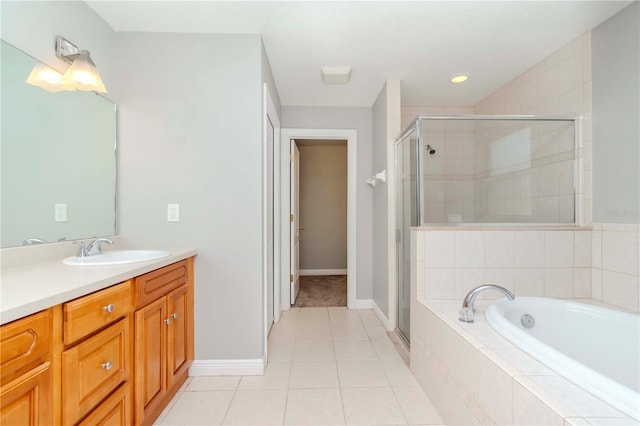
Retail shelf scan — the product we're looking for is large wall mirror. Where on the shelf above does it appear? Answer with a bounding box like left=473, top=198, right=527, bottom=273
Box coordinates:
left=1, top=40, right=116, bottom=248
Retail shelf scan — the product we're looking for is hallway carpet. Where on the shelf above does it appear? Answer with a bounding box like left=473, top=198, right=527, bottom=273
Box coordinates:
left=292, top=275, right=347, bottom=307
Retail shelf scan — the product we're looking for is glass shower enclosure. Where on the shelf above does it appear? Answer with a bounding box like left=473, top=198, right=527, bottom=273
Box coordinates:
left=394, top=115, right=578, bottom=345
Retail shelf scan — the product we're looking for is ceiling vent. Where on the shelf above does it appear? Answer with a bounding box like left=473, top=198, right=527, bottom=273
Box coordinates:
left=321, top=66, right=351, bottom=84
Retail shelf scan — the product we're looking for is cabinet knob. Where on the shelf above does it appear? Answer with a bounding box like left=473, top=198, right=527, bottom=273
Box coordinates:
left=101, top=361, right=113, bottom=371
left=171, top=312, right=178, bottom=319
left=164, top=318, right=172, bottom=325
left=103, top=304, right=115, bottom=313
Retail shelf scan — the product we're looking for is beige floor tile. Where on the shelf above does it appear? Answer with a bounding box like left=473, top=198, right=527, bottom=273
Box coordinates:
left=269, top=323, right=298, bottom=341
left=222, top=390, right=287, bottom=425
left=268, top=338, right=295, bottom=361
left=334, top=340, right=378, bottom=360
left=337, top=360, right=389, bottom=387
left=380, top=357, right=419, bottom=387
left=293, top=338, right=335, bottom=361
left=284, top=388, right=346, bottom=425
left=296, top=324, right=332, bottom=340
left=364, top=324, right=390, bottom=340
left=159, top=390, right=234, bottom=425
left=238, top=361, right=291, bottom=390
left=393, top=387, right=443, bottom=425
left=290, top=361, right=340, bottom=388
left=186, top=376, right=240, bottom=391
left=298, top=307, right=330, bottom=325
left=331, top=324, right=369, bottom=341
left=372, top=338, right=405, bottom=361
left=342, top=387, right=407, bottom=425
left=329, top=307, right=364, bottom=325
left=358, top=310, right=382, bottom=326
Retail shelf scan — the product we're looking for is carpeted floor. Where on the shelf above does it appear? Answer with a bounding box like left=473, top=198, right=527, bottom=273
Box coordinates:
left=292, top=275, right=347, bottom=307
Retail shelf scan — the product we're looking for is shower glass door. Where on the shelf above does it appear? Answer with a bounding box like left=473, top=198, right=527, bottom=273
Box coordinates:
left=395, top=129, right=419, bottom=345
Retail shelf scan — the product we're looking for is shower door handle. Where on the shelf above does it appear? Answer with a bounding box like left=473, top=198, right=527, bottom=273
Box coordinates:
left=298, top=225, right=304, bottom=231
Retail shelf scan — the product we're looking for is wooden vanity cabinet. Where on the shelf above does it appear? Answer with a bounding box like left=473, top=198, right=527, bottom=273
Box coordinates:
left=133, top=258, right=194, bottom=426
left=0, top=256, right=194, bottom=426
left=0, top=309, right=53, bottom=426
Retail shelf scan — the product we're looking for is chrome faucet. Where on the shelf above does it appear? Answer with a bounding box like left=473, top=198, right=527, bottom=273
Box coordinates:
left=459, top=284, right=515, bottom=323
left=22, top=238, right=47, bottom=245
left=86, top=238, right=113, bottom=256
left=73, top=238, right=113, bottom=257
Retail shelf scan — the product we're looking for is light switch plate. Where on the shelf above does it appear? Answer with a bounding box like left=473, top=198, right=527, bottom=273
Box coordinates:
left=167, top=204, right=180, bottom=222
left=55, top=203, right=67, bottom=222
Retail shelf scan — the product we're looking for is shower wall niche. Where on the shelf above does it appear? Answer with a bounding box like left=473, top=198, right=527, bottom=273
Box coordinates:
left=412, top=116, right=577, bottom=225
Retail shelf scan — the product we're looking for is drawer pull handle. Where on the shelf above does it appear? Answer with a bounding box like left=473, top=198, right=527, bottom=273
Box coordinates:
left=164, top=318, right=172, bottom=325
left=103, top=304, right=115, bottom=313
left=101, top=361, right=113, bottom=371
left=171, top=313, right=178, bottom=319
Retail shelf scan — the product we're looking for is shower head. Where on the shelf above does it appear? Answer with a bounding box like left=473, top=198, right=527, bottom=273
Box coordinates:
left=425, top=144, right=436, bottom=155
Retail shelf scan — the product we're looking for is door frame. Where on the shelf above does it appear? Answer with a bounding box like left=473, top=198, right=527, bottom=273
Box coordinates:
left=263, top=83, right=280, bottom=363
left=279, top=128, right=358, bottom=310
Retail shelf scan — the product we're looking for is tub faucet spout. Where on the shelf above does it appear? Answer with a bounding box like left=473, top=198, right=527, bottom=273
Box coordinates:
left=459, top=284, right=514, bottom=323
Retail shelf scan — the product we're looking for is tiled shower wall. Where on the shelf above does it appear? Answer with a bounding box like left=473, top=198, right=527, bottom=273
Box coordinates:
left=402, top=32, right=590, bottom=224
left=591, top=223, right=640, bottom=312
left=419, top=228, right=592, bottom=302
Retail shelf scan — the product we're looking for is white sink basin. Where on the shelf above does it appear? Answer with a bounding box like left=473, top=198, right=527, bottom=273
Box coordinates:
left=63, top=250, right=170, bottom=266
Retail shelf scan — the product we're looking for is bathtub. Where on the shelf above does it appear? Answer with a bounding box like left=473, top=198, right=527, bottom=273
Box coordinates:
left=486, top=297, right=640, bottom=420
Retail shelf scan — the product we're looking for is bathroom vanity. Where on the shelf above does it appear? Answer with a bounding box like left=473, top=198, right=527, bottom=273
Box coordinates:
left=0, top=250, right=196, bottom=426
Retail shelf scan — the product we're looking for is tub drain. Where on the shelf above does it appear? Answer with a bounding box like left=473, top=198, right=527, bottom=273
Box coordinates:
left=521, top=314, right=535, bottom=329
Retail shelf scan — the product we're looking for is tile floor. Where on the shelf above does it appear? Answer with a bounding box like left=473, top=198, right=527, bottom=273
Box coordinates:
left=155, top=307, right=444, bottom=426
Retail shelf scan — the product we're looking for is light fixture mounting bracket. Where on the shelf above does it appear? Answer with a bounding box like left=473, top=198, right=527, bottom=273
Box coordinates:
left=55, top=36, right=80, bottom=63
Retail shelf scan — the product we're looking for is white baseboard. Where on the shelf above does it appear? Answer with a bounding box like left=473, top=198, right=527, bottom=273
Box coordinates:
left=351, top=299, right=373, bottom=309
left=372, top=300, right=390, bottom=329
left=189, top=359, right=265, bottom=376
left=300, top=269, right=347, bottom=276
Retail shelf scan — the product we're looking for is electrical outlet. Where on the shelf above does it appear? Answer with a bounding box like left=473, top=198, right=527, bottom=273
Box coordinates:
left=167, top=204, right=180, bottom=222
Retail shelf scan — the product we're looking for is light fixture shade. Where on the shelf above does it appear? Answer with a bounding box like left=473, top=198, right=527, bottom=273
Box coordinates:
left=61, top=52, right=107, bottom=93
left=25, top=63, right=72, bottom=92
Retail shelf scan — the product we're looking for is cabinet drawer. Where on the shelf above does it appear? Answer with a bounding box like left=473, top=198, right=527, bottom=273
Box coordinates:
left=0, top=309, right=51, bottom=383
left=62, top=318, right=129, bottom=425
left=134, top=260, right=188, bottom=308
left=64, top=281, right=131, bottom=345
left=78, top=382, right=130, bottom=426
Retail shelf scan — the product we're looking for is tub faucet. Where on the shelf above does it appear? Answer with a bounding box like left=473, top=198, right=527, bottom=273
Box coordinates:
left=459, top=284, right=515, bottom=323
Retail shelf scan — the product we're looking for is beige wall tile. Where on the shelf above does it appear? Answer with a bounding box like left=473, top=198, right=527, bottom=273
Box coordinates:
left=513, top=380, right=564, bottom=425
left=478, top=351, right=513, bottom=425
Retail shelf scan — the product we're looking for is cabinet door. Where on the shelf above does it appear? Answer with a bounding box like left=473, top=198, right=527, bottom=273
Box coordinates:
left=0, top=363, right=52, bottom=426
left=166, top=285, right=189, bottom=388
left=134, top=297, right=167, bottom=423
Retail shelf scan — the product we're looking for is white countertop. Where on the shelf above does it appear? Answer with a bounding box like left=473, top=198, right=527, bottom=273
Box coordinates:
left=0, top=248, right=198, bottom=325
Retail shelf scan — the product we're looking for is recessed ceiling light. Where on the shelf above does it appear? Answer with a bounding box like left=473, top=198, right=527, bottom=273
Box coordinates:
left=450, top=73, right=469, bottom=84
left=322, top=66, right=351, bottom=85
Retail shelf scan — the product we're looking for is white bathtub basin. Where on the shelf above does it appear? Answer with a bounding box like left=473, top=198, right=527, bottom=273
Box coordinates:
left=486, top=297, right=640, bottom=420
left=63, top=250, right=170, bottom=266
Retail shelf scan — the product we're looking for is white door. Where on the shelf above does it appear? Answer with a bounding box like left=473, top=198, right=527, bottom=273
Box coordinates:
left=290, top=140, right=300, bottom=304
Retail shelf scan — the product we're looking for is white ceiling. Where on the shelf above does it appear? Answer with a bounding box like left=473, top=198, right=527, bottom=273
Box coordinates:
left=87, top=1, right=633, bottom=107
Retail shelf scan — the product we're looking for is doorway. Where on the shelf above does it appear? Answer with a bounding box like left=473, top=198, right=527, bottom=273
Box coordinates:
left=279, top=129, right=358, bottom=311
left=292, top=139, right=347, bottom=307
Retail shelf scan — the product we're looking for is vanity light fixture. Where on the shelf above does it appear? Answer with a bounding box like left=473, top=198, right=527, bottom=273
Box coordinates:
left=450, top=73, right=469, bottom=84
left=55, top=35, right=107, bottom=93
left=25, top=63, right=70, bottom=92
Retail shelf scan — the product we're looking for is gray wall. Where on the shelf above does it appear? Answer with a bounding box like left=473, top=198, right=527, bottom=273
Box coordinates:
left=116, top=32, right=266, bottom=360
left=298, top=142, right=348, bottom=270
left=592, top=2, right=640, bottom=224
left=371, top=84, right=389, bottom=316
left=281, top=106, right=373, bottom=299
